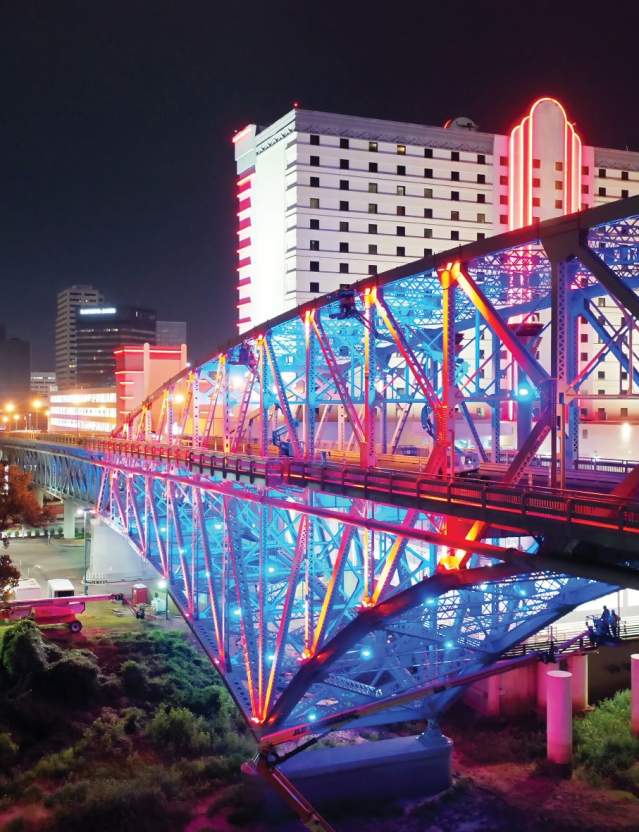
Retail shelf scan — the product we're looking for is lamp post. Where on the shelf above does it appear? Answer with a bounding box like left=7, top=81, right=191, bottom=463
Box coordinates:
left=12, top=414, right=20, bottom=431
left=82, top=509, right=93, bottom=595
left=32, top=399, right=42, bottom=431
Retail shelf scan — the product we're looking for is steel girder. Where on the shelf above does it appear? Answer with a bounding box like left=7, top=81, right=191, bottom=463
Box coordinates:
left=3, top=441, right=612, bottom=744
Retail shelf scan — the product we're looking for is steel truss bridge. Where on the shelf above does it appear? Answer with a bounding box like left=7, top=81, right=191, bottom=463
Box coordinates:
left=4, top=197, right=639, bottom=822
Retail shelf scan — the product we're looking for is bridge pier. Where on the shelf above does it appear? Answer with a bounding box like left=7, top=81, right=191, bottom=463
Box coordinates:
left=566, top=654, right=589, bottom=712
left=33, top=486, right=45, bottom=507
left=87, top=516, right=156, bottom=585
left=546, top=670, right=572, bottom=767
left=536, top=661, right=560, bottom=712
left=63, top=499, right=83, bottom=540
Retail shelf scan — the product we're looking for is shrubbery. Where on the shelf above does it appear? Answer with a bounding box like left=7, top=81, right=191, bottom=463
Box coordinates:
left=146, top=704, right=212, bottom=757
left=574, top=689, right=639, bottom=790
left=0, top=732, right=17, bottom=771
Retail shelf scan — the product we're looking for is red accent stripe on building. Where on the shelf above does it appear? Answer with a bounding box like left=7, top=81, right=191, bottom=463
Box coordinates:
left=238, top=277, right=252, bottom=287
left=237, top=297, right=251, bottom=306
left=238, top=217, right=251, bottom=230
left=238, top=237, right=251, bottom=250
left=238, top=197, right=251, bottom=211
left=237, top=256, right=251, bottom=269
left=238, top=317, right=251, bottom=325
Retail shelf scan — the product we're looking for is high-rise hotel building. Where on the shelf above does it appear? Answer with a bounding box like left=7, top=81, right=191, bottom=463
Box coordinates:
left=233, top=98, right=639, bottom=426
left=55, top=285, right=104, bottom=389
left=233, top=97, right=639, bottom=329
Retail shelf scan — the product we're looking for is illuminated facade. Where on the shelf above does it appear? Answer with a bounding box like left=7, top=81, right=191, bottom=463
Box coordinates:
left=114, top=342, right=187, bottom=426
left=48, top=389, right=117, bottom=434
left=55, top=285, right=104, bottom=389
left=234, top=97, right=639, bottom=332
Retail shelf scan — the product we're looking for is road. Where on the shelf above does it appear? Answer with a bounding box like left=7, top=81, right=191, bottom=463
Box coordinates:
left=7, top=537, right=85, bottom=594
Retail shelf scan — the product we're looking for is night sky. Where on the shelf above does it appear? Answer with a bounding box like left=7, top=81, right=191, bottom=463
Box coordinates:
left=2, top=1, right=638, bottom=368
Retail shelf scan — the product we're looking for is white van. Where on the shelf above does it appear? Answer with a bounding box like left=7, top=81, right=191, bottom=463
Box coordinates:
left=47, top=579, right=75, bottom=599
left=12, top=578, right=43, bottom=602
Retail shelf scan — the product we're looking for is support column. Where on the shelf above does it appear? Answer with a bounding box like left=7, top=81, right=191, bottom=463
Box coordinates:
left=632, top=654, right=639, bottom=737
left=536, top=661, right=559, bottom=712
left=63, top=499, right=79, bottom=540
left=567, top=654, right=589, bottom=712
left=546, top=670, right=572, bottom=766
left=33, top=486, right=45, bottom=507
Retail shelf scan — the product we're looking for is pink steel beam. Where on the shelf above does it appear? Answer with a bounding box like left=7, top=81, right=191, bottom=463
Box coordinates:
left=193, top=488, right=225, bottom=662
left=231, top=365, right=256, bottom=452
left=263, top=335, right=303, bottom=457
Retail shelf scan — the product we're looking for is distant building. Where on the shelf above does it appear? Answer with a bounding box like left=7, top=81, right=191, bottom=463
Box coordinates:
left=55, top=285, right=104, bottom=389
left=115, top=343, right=188, bottom=426
left=0, top=325, right=30, bottom=400
left=76, top=305, right=157, bottom=387
left=48, top=388, right=117, bottom=434
left=156, top=320, right=187, bottom=347
left=30, top=370, right=57, bottom=396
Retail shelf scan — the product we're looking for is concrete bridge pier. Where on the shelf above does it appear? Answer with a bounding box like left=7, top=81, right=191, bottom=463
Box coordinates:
left=63, top=499, right=85, bottom=540
left=32, top=486, right=46, bottom=507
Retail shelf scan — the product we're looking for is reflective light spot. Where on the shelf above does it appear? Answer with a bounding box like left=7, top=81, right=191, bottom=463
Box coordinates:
left=361, top=647, right=373, bottom=659
left=308, top=711, right=318, bottom=722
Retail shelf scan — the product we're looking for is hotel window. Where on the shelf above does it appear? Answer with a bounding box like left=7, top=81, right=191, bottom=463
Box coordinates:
left=451, top=151, right=459, bottom=161
left=397, top=144, right=406, bottom=155
left=622, top=189, right=629, bottom=198
left=478, top=154, right=486, bottom=164
left=339, top=263, right=349, bottom=273
left=477, top=232, right=485, bottom=240
left=555, top=161, right=563, bottom=171
left=477, top=193, right=486, bottom=203
left=597, top=297, right=606, bottom=306
left=622, top=170, right=629, bottom=180
left=499, top=194, right=508, bottom=204
left=532, top=197, right=541, bottom=207
left=397, top=185, right=406, bottom=195
left=368, top=244, right=378, bottom=254
left=451, top=230, right=459, bottom=240
left=424, top=247, right=432, bottom=256
left=396, top=246, right=406, bottom=256
left=424, top=168, right=433, bottom=178
left=580, top=352, right=588, bottom=361
left=451, top=171, right=460, bottom=181
left=532, top=158, right=541, bottom=168
left=622, top=371, right=628, bottom=380
left=310, top=261, right=320, bottom=272
left=310, top=240, right=319, bottom=251
left=310, top=176, right=320, bottom=187
left=368, top=203, right=378, bottom=214
left=339, top=221, right=349, bottom=231
left=310, top=198, right=320, bottom=209
left=397, top=205, right=405, bottom=216
left=310, top=218, right=320, bottom=229
left=451, top=210, right=460, bottom=221
left=499, top=155, right=508, bottom=166
left=339, top=242, right=349, bottom=253
left=397, top=165, right=406, bottom=175
left=499, top=175, right=508, bottom=185
left=621, top=407, right=629, bottom=417
left=340, top=138, right=349, bottom=149
left=597, top=370, right=605, bottom=379
left=369, top=141, right=378, bottom=152
left=339, top=200, right=349, bottom=210
left=339, top=180, right=349, bottom=190
left=369, top=161, right=378, bottom=172
left=554, top=181, right=562, bottom=190
left=340, top=159, right=349, bottom=169
left=582, top=165, right=590, bottom=175
left=396, top=226, right=406, bottom=236
left=555, top=199, right=563, bottom=209
left=310, top=281, right=320, bottom=292
left=477, top=212, right=486, bottom=223
left=582, top=184, right=589, bottom=194
left=368, top=265, right=378, bottom=275
left=451, top=190, right=459, bottom=201
left=424, top=208, right=433, bottom=218
left=310, top=155, right=320, bottom=166
left=310, top=135, right=320, bottom=145
left=499, top=214, right=508, bottom=224
left=424, top=187, right=433, bottom=198
left=598, top=187, right=607, bottom=197
left=424, top=228, right=432, bottom=238
left=532, top=178, right=541, bottom=187
left=368, top=182, right=378, bottom=193
left=424, top=148, right=433, bottom=158
left=599, top=168, right=606, bottom=178
left=368, top=223, right=378, bottom=233
left=580, top=333, right=588, bottom=342
left=477, top=173, right=486, bottom=184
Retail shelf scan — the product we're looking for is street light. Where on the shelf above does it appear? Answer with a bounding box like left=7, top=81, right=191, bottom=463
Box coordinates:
left=32, top=399, right=43, bottom=431
left=12, top=414, right=20, bottom=431
left=4, top=402, right=15, bottom=414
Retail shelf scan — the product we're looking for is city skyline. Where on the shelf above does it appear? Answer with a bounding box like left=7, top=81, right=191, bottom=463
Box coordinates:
left=2, top=3, right=639, bottom=368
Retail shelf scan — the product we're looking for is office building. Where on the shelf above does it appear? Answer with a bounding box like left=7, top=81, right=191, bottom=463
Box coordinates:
left=30, top=371, right=57, bottom=396
left=76, top=305, right=157, bottom=387
left=48, top=389, right=117, bottom=434
left=0, top=326, right=30, bottom=401
left=233, top=97, right=639, bottom=333
left=55, top=285, right=104, bottom=389
left=156, top=320, right=187, bottom=347
left=115, top=343, right=188, bottom=426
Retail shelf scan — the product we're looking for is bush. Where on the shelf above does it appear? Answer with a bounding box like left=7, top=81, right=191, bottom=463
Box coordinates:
left=0, top=733, right=17, bottom=772
left=574, top=689, right=639, bottom=786
left=32, top=747, right=78, bottom=780
left=33, top=651, right=99, bottom=706
left=120, top=660, right=149, bottom=699
left=0, top=621, right=48, bottom=682
left=146, top=705, right=211, bottom=757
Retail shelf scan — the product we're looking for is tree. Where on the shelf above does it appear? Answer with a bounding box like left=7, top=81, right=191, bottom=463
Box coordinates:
left=0, top=553, right=20, bottom=606
left=0, top=464, right=52, bottom=535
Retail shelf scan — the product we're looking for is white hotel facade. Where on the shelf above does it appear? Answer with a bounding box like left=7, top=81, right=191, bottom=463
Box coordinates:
left=233, top=97, right=639, bottom=426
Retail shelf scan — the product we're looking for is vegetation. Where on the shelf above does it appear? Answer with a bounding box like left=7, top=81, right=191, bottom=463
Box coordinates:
left=0, top=465, right=52, bottom=538
left=574, top=689, right=639, bottom=792
left=0, top=618, right=257, bottom=831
